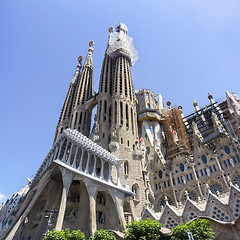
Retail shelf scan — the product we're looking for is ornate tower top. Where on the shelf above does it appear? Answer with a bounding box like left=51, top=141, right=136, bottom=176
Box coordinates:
left=88, top=40, right=94, bottom=55
left=106, top=23, right=138, bottom=66
left=83, top=41, right=94, bottom=69
left=115, top=22, right=128, bottom=34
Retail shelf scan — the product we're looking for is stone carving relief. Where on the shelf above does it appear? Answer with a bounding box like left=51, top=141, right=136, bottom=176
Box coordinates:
left=96, top=211, right=105, bottom=224
left=64, top=208, right=78, bottom=221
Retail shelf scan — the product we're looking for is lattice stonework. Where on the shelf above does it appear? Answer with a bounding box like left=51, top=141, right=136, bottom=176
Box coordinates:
left=211, top=206, right=230, bottom=222
left=164, top=216, right=178, bottom=229
left=233, top=199, right=240, bottom=220
left=188, top=212, right=198, bottom=221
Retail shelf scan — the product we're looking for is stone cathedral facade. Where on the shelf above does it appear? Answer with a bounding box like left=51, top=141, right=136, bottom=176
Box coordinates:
left=1, top=23, right=240, bottom=240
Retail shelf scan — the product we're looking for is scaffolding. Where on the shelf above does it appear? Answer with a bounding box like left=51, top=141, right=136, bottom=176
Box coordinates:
left=163, top=107, right=191, bottom=158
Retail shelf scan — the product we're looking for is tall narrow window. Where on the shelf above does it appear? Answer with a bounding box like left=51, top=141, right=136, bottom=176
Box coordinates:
left=124, top=161, right=129, bottom=175
left=131, top=108, right=134, bottom=134
left=99, top=100, right=102, bottom=121
left=115, top=101, right=117, bottom=124
left=109, top=106, right=112, bottom=123
left=79, top=112, right=83, bottom=124
left=126, top=104, right=129, bottom=128
left=74, top=112, right=78, bottom=127
left=120, top=102, right=123, bottom=125
left=104, top=100, right=107, bottom=114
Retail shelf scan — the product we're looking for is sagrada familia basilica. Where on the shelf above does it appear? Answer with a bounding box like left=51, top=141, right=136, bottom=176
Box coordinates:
left=1, top=23, right=240, bottom=240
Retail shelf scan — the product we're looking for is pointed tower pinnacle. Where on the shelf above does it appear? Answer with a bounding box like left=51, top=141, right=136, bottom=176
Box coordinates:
left=54, top=56, right=83, bottom=142
left=70, top=41, right=94, bottom=136
left=94, top=23, right=139, bottom=151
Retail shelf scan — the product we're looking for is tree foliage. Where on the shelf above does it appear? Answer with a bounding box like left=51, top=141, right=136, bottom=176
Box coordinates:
left=123, top=219, right=162, bottom=240
left=43, top=228, right=85, bottom=240
left=171, top=219, right=215, bottom=240
left=89, top=229, right=116, bottom=240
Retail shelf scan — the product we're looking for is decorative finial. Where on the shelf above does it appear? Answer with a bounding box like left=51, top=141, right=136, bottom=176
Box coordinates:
left=208, top=93, right=213, bottom=100
left=193, top=100, right=198, bottom=107
left=78, top=55, right=83, bottom=63
left=108, top=26, right=114, bottom=33
left=89, top=40, right=94, bottom=47
left=88, top=41, right=94, bottom=55
left=77, top=55, right=83, bottom=69
left=227, top=176, right=232, bottom=185
left=185, top=190, right=189, bottom=200
left=206, top=184, right=210, bottom=193
left=164, top=195, right=168, bottom=204
left=178, top=106, right=183, bottom=113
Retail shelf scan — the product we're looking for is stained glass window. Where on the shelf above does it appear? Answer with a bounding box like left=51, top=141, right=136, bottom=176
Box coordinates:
left=224, top=146, right=231, bottom=154
left=202, top=155, right=207, bottom=164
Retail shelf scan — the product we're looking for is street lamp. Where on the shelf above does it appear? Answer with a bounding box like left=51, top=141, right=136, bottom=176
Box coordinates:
left=42, top=210, right=58, bottom=238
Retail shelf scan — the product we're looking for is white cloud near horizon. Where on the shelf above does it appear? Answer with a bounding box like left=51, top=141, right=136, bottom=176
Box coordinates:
left=0, top=193, right=6, bottom=202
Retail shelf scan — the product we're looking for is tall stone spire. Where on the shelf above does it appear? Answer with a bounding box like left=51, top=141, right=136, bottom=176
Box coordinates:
left=93, top=24, right=145, bottom=218
left=54, top=56, right=83, bottom=142
left=70, top=41, right=94, bottom=136
left=94, top=23, right=139, bottom=152
left=93, top=27, right=116, bottom=148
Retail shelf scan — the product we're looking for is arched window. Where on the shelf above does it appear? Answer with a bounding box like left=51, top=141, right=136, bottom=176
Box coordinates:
left=132, top=183, right=139, bottom=200
left=209, top=181, right=223, bottom=195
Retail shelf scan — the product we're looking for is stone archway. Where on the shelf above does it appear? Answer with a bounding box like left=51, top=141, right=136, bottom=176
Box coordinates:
left=63, top=180, right=90, bottom=236
left=96, top=191, right=120, bottom=231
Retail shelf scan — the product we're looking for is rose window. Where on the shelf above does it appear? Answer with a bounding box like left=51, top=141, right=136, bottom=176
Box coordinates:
left=209, top=183, right=223, bottom=195
left=233, top=175, right=240, bottom=188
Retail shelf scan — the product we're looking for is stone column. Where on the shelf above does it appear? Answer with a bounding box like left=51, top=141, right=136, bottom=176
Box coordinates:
left=116, top=164, right=121, bottom=186
left=111, top=191, right=126, bottom=231
left=62, top=140, right=69, bottom=162
left=191, top=163, right=203, bottom=199
left=93, top=155, right=97, bottom=176
left=73, top=146, right=79, bottom=168
left=214, top=154, right=229, bottom=188
left=168, top=172, right=178, bottom=206
left=67, top=144, right=73, bottom=165
left=85, top=151, right=90, bottom=173
left=5, top=170, right=52, bottom=240
left=79, top=148, right=84, bottom=171
left=108, top=163, right=112, bottom=182
left=55, top=168, right=74, bottom=231
left=85, top=182, right=97, bottom=236
left=100, top=159, right=104, bottom=180
left=57, top=140, right=64, bottom=159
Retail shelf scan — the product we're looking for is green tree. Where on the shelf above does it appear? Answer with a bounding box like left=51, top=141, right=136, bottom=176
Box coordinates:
left=123, top=219, right=162, bottom=240
left=43, top=228, right=85, bottom=240
left=171, top=219, right=215, bottom=240
left=89, top=229, right=116, bottom=240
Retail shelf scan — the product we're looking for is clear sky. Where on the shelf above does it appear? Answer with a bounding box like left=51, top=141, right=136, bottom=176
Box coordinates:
left=0, top=0, right=240, bottom=203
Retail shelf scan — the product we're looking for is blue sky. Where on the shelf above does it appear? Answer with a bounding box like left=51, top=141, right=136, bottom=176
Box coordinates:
left=0, top=0, right=240, bottom=203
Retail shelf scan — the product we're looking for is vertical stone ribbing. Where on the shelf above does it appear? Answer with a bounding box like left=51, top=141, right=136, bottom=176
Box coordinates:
left=70, top=44, right=94, bottom=137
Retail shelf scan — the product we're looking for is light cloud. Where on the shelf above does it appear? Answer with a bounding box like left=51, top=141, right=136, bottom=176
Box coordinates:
left=0, top=193, right=6, bottom=202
